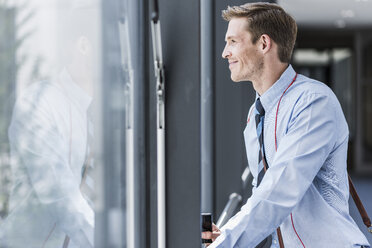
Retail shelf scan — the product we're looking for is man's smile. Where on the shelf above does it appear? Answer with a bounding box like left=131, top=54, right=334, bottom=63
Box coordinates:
left=229, top=60, right=238, bottom=68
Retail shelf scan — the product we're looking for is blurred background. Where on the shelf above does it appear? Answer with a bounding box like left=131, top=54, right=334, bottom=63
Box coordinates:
left=0, top=0, right=371, bottom=247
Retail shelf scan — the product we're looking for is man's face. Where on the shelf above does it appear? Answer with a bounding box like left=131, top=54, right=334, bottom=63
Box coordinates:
left=222, top=17, right=263, bottom=82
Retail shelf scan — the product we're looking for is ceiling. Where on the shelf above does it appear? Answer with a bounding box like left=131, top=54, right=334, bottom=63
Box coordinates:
left=278, top=0, right=372, bottom=29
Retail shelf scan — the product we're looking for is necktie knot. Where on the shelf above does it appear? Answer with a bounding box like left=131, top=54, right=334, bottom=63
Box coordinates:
left=255, top=98, right=265, bottom=117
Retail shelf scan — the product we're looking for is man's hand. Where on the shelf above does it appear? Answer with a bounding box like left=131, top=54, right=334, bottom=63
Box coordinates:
left=201, top=223, right=221, bottom=247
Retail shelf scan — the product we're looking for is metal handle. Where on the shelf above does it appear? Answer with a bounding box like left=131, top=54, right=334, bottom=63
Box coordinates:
left=151, top=0, right=159, bottom=23
left=216, top=193, right=242, bottom=228
left=151, top=9, right=166, bottom=248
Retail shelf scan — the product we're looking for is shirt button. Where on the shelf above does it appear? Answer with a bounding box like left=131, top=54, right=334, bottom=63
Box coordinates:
left=273, top=239, right=277, bottom=244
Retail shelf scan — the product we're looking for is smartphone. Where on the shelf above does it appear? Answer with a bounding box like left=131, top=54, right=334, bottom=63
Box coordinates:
left=201, top=213, right=213, bottom=244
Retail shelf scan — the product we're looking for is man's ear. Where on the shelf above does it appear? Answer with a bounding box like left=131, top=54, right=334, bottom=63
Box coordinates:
left=77, top=35, right=91, bottom=55
left=259, top=34, right=272, bottom=54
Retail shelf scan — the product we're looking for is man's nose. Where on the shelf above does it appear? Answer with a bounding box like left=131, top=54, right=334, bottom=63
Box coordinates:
left=222, top=45, right=231, bottom=59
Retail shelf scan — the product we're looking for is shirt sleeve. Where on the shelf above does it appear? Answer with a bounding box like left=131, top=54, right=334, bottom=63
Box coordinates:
left=8, top=87, right=93, bottom=247
left=210, top=93, right=339, bottom=247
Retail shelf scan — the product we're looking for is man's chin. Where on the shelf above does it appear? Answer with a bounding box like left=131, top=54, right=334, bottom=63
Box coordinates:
left=230, top=75, right=242, bottom=82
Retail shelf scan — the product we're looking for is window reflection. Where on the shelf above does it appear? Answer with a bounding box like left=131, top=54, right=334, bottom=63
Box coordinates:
left=1, top=0, right=139, bottom=247
left=0, top=1, right=99, bottom=247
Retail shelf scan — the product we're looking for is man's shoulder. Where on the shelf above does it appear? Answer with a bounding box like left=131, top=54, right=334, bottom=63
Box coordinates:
left=16, top=80, right=67, bottom=109
left=285, top=74, right=348, bottom=129
left=10, top=80, right=71, bottom=127
left=289, top=74, right=339, bottom=105
left=293, top=74, right=332, bottom=95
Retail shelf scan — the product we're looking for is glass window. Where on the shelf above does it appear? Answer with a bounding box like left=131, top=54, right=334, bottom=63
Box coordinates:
left=0, top=1, right=144, bottom=247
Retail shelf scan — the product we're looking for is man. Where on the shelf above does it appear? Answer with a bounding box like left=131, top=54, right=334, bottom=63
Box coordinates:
left=202, top=3, right=370, bottom=248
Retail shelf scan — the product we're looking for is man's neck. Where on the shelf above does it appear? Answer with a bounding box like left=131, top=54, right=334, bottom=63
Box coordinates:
left=66, top=62, right=94, bottom=97
left=253, top=63, right=289, bottom=96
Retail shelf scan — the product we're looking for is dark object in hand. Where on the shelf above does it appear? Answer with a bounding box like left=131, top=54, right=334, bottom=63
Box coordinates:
left=201, top=213, right=213, bottom=244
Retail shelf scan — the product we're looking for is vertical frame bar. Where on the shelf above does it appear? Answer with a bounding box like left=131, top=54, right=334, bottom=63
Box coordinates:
left=200, top=0, right=214, bottom=215
left=97, top=0, right=147, bottom=247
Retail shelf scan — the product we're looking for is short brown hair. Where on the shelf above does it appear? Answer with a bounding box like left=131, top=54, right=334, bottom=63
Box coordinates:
left=222, top=3, right=297, bottom=63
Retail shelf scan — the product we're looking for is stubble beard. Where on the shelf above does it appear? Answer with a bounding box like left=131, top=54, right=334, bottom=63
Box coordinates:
left=233, top=57, right=264, bottom=83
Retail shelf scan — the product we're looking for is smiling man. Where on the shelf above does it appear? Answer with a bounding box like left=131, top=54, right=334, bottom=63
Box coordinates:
left=202, top=3, right=370, bottom=248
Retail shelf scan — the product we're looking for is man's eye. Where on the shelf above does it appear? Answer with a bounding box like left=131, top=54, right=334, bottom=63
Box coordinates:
left=231, top=40, right=236, bottom=43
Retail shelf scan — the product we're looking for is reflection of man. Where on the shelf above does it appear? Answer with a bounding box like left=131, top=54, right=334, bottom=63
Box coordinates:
left=1, top=5, right=97, bottom=248
left=203, top=3, right=370, bottom=248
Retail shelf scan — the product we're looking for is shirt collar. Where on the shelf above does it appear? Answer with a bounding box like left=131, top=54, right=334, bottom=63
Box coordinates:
left=57, top=68, right=92, bottom=111
left=256, top=64, right=296, bottom=112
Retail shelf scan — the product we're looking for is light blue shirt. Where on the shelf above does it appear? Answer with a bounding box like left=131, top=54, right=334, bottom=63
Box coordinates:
left=210, top=65, right=370, bottom=248
left=1, top=70, right=93, bottom=248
